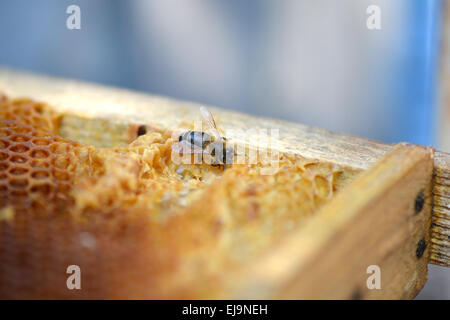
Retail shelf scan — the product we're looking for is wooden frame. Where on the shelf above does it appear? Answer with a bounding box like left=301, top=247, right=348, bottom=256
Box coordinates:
left=233, top=144, right=434, bottom=299
left=0, top=67, right=448, bottom=298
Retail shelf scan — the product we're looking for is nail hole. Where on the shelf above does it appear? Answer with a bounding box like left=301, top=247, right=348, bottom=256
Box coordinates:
left=351, top=289, right=362, bottom=300
left=416, top=238, right=426, bottom=259
left=415, top=192, right=425, bottom=214
left=137, top=125, right=148, bottom=137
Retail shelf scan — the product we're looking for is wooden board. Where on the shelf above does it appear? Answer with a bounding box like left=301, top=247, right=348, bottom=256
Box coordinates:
left=432, top=155, right=450, bottom=266
left=232, top=144, right=434, bottom=299
left=0, top=67, right=448, bottom=269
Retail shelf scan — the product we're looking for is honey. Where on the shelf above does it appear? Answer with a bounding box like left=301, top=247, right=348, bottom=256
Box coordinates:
left=0, top=94, right=350, bottom=298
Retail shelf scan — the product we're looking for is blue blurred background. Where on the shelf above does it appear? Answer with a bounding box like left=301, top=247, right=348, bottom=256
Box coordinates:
left=0, top=0, right=447, bottom=298
left=0, top=0, right=444, bottom=146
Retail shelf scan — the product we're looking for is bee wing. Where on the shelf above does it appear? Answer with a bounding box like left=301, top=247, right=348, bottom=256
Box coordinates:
left=200, top=106, right=222, bottom=140
left=171, top=140, right=204, bottom=154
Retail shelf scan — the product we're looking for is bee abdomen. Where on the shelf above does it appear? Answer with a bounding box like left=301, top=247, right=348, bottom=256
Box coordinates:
left=179, top=131, right=211, bottom=148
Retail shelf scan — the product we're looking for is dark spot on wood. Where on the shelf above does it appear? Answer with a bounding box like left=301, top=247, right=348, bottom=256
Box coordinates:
left=416, top=238, right=426, bottom=259
left=351, top=289, right=362, bottom=300
left=414, top=191, right=425, bottom=214
left=137, top=125, right=147, bottom=137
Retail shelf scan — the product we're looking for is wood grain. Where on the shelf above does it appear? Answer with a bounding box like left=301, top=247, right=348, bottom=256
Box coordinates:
left=0, top=67, right=449, bottom=268
left=232, top=144, right=434, bottom=299
left=432, top=154, right=450, bottom=266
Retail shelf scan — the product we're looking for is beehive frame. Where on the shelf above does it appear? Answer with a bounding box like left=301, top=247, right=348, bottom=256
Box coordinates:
left=0, top=67, right=448, bottom=299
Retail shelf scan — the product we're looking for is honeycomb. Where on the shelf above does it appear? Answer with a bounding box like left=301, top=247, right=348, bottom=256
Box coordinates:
left=0, top=96, right=58, bottom=131
left=0, top=94, right=352, bottom=299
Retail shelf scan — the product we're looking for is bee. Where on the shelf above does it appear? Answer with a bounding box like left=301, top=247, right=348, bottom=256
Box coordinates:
left=172, top=106, right=234, bottom=170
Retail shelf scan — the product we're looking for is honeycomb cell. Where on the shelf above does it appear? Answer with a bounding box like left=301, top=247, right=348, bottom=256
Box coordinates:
left=31, top=170, right=50, bottom=180
left=30, top=160, right=50, bottom=168
left=10, top=155, right=28, bottom=164
left=0, top=139, right=10, bottom=149
left=11, top=126, right=32, bottom=135
left=0, top=129, right=11, bottom=138
left=30, top=183, right=52, bottom=195
left=53, top=157, right=70, bottom=170
left=9, top=144, right=30, bottom=153
left=31, top=138, right=52, bottom=146
left=10, top=190, right=28, bottom=198
left=10, top=134, right=30, bottom=143
left=29, top=149, right=50, bottom=159
left=9, top=178, right=29, bottom=188
left=31, top=131, right=52, bottom=138
left=0, top=152, right=8, bottom=161
left=50, top=142, right=70, bottom=154
left=9, top=167, right=29, bottom=176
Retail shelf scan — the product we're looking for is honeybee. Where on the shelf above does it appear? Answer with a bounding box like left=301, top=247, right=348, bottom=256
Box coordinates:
left=172, top=106, right=234, bottom=170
